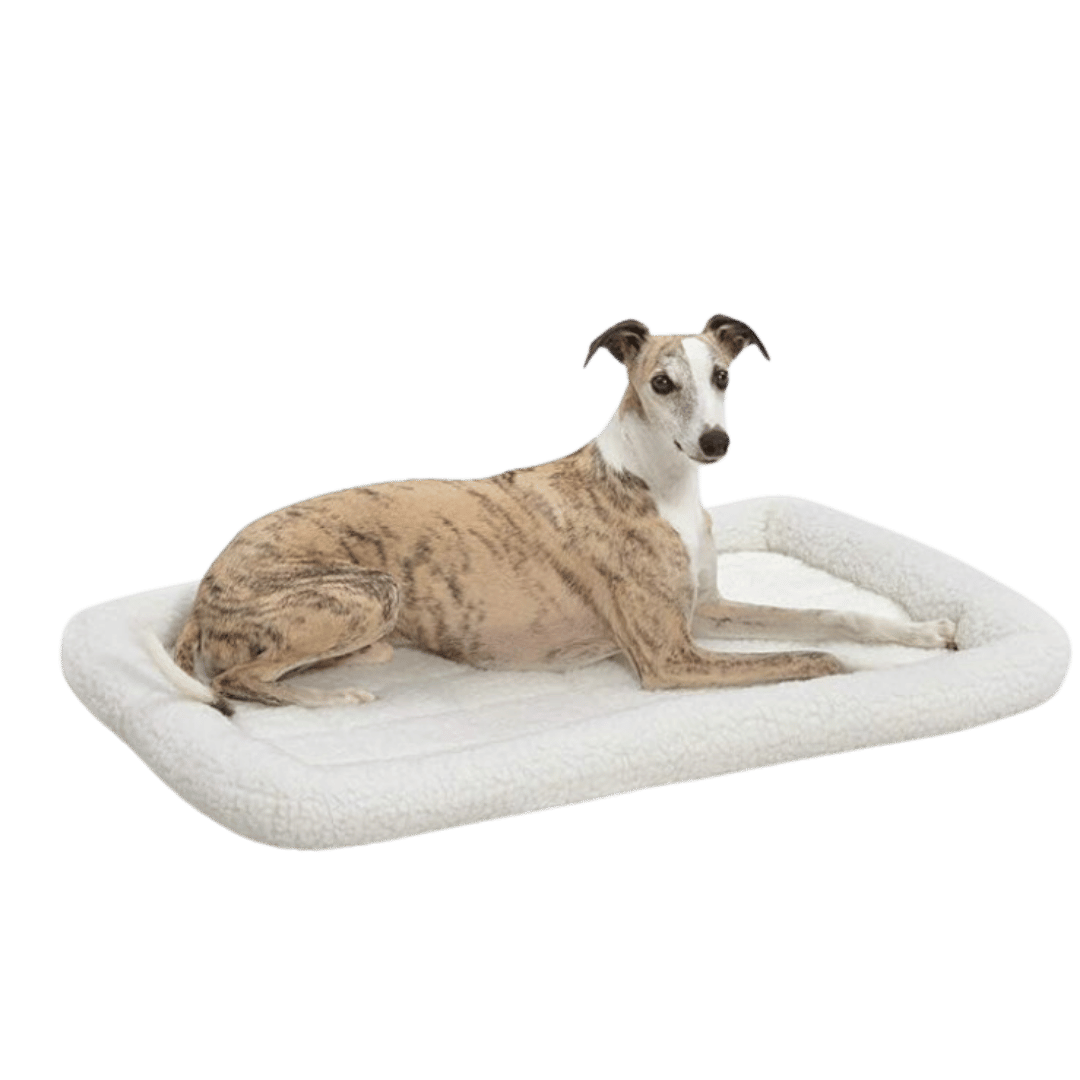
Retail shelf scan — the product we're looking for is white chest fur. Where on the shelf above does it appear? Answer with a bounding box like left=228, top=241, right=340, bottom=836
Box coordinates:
left=652, top=477, right=714, bottom=596
left=596, top=417, right=715, bottom=599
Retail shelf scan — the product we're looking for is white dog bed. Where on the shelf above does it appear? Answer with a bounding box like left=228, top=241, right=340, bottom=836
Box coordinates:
left=61, top=497, right=1069, bottom=849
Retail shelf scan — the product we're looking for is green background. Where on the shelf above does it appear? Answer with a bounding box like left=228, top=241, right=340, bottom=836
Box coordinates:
left=6, top=0, right=1071, bottom=1075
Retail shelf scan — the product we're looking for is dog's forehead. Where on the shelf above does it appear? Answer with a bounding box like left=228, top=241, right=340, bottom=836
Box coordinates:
left=640, top=334, right=719, bottom=375
left=680, top=335, right=718, bottom=371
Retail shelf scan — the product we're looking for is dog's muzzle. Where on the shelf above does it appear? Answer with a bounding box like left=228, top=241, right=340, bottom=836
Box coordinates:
left=698, top=428, right=730, bottom=460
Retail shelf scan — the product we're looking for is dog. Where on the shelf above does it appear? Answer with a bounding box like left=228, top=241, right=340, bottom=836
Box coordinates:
left=149, top=314, right=956, bottom=715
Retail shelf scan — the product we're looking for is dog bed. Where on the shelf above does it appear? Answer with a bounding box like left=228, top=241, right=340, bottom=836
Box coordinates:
left=61, top=497, right=1069, bottom=849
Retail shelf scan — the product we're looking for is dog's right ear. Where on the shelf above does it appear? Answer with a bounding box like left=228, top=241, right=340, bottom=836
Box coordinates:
left=584, top=319, right=650, bottom=367
left=702, top=314, right=771, bottom=361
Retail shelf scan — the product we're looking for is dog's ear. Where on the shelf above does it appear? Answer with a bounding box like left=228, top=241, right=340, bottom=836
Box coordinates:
left=584, top=319, right=650, bottom=366
left=702, top=314, right=770, bottom=361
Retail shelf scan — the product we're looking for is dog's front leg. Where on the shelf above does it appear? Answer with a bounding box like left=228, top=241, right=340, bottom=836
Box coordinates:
left=693, top=599, right=957, bottom=650
left=636, top=642, right=847, bottom=690
left=609, top=603, right=846, bottom=690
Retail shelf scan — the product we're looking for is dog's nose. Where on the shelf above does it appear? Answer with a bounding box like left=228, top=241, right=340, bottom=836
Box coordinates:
left=699, top=428, right=730, bottom=459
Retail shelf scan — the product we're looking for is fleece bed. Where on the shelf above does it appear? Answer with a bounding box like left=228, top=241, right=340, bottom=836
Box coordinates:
left=61, top=497, right=1069, bottom=849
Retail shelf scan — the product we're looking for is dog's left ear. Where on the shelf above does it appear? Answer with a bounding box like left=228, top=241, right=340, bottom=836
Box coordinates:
left=584, top=319, right=650, bottom=367
left=702, top=314, right=771, bottom=361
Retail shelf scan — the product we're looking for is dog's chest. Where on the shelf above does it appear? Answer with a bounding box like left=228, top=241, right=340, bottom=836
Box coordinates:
left=652, top=488, right=712, bottom=593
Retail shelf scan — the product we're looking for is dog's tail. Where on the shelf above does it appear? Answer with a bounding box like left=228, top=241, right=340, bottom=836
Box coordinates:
left=143, top=618, right=234, bottom=717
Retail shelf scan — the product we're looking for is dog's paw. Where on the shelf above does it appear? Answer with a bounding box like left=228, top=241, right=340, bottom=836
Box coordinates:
left=341, top=688, right=377, bottom=704
left=908, top=618, right=958, bottom=650
left=355, top=641, right=394, bottom=665
left=802, top=651, right=849, bottom=678
left=308, top=687, right=376, bottom=706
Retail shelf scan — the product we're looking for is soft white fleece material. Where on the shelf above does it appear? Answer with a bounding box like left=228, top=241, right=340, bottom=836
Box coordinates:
left=61, top=498, right=1069, bottom=849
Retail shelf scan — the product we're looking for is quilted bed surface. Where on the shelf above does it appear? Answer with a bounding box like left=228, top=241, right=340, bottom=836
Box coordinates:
left=61, top=497, right=1069, bottom=848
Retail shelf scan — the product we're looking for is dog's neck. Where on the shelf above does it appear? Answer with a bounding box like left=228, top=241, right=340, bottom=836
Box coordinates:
left=595, top=407, right=702, bottom=510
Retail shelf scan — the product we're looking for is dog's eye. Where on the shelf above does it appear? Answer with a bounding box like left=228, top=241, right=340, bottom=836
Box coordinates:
left=713, top=368, right=729, bottom=391
left=650, top=373, right=677, bottom=395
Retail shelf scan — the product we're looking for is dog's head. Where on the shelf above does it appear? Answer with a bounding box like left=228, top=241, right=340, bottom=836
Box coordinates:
left=585, top=315, right=769, bottom=464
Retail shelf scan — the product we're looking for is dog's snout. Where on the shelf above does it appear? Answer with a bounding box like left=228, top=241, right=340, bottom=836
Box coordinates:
left=699, top=428, right=729, bottom=460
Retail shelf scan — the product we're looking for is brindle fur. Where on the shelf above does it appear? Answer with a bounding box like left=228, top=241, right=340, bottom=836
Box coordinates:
left=164, top=315, right=956, bottom=712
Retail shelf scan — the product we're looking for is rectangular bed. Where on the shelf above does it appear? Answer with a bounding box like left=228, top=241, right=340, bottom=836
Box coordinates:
left=61, top=497, right=1070, bottom=849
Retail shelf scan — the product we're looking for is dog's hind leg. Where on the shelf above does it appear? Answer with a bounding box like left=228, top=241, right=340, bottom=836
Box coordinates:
left=205, top=567, right=401, bottom=708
